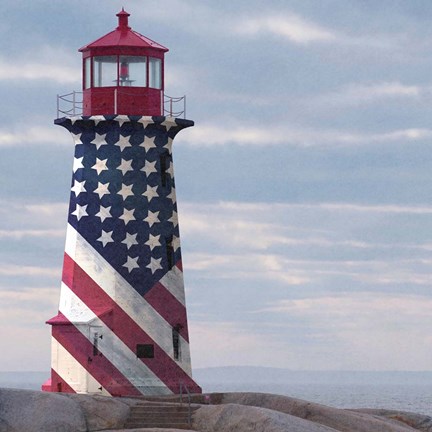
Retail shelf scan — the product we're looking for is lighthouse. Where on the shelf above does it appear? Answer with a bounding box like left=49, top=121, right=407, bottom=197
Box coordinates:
left=44, top=10, right=202, bottom=396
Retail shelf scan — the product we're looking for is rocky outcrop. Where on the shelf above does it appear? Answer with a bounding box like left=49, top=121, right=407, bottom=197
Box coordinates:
left=193, top=403, right=340, bottom=432
left=0, top=388, right=430, bottom=432
left=0, top=388, right=87, bottom=432
left=206, top=392, right=419, bottom=432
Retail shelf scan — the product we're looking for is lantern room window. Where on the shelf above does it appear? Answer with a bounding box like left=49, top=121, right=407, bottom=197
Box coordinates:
left=119, top=56, right=147, bottom=87
left=94, top=56, right=117, bottom=87
left=84, top=57, right=91, bottom=89
left=149, top=57, right=162, bottom=89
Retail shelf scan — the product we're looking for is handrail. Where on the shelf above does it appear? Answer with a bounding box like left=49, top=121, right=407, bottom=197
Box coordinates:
left=56, top=89, right=187, bottom=118
left=179, top=381, right=192, bottom=427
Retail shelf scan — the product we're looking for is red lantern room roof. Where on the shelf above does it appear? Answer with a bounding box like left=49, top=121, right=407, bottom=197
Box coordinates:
left=79, top=9, right=168, bottom=53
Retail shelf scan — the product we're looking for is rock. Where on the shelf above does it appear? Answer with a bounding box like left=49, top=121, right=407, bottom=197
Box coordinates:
left=351, top=409, right=432, bottom=432
left=193, top=403, right=340, bottom=432
left=0, top=388, right=86, bottom=432
left=217, top=392, right=418, bottom=432
left=64, top=393, right=131, bottom=431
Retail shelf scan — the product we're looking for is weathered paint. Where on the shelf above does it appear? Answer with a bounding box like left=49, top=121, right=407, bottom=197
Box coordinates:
left=46, top=115, right=201, bottom=396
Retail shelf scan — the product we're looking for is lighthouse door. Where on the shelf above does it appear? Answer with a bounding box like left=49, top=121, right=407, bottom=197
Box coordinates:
left=86, top=326, right=105, bottom=394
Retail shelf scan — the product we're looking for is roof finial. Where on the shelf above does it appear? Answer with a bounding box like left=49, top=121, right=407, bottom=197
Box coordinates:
left=116, top=8, right=131, bottom=30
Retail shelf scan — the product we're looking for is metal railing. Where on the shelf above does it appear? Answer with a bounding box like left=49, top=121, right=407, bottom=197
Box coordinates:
left=179, top=381, right=192, bottom=427
left=164, top=94, right=186, bottom=118
left=56, top=90, right=186, bottom=119
left=57, top=91, right=83, bottom=117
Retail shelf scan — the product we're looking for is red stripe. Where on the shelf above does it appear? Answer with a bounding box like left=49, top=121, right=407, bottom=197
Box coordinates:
left=176, top=260, right=183, bottom=272
left=62, top=252, right=201, bottom=393
left=52, top=320, right=142, bottom=397
left=50, top=368, right=76, bottom=393
left=144, top=281, right=189, bottom=342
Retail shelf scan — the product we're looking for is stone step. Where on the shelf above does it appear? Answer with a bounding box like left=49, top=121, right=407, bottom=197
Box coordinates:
left=124, top=403, right=197, bottom=429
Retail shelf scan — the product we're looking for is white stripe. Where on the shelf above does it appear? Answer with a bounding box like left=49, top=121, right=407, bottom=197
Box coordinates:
left=64, top=223, right=192, bottom=376
left=59, top=283, right=172, bottom=396
left=159, top=265, right=186, bottom=306
left=51, top=337, right=109, bottom=395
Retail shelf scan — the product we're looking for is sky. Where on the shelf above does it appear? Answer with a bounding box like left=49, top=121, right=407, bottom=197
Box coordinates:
left=1, top=0, right=432, bottom=372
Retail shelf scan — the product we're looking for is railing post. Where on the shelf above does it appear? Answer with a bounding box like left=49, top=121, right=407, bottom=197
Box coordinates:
left=184, top=95, right=186, bottom=119
left=56, top=94, right=60, bottom=118
left=73, top=91, right=76, bottom=116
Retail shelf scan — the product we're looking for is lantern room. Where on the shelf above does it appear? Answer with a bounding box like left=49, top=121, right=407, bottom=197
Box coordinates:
left=80, top=9, right=168, bottom=116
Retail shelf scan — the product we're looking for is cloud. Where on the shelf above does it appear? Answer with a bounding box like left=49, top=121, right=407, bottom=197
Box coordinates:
left=182, top=122, right=432, bottom=148
left=0, top=230, right=64, bottom=239
left=0, top=46, right=79, bottom=84
left=0, top=265, right=60, bottom=278
left=314, top=81, right=423, bottom=107
left=0, top=125, right=67, bottom=147
left=235, top=14, right=337, bottom=44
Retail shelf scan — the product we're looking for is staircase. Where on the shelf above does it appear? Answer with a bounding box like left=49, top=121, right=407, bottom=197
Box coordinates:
left=124, top=402, right=197, bottom=429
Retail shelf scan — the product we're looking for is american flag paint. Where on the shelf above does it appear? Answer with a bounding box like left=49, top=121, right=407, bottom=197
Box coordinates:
left=46, top=115, right=202, bottom=396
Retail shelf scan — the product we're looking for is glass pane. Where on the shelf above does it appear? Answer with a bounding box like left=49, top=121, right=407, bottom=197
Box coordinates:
left=149, top=57, right=162, bottom=89
left=84, top=57, right=91, bottom=89
left=119, top=56, right=146, bottom=87
left=93, top=56, right=117, bottom=87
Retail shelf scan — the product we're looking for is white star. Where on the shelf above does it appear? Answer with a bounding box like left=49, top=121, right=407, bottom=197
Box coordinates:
left=73, top=157, right=84, bottom=173
left=97, top=230, right=114, bottom=247
left=117, top=159, right=133, bottom=175
left=146, top=257, right=162, bottom=274
left=92, top=158, right=108, bottom=175
left=139, top=117, right=153, bottom=128
left=91, top=133, right=108, bottom=149
left=92, top=115, right=105, bottom=126
left=172, top=235, right=181, bottom=252
left=145, top=234, right=161, bottom=251
left=115, top=115, right=130, bottom=126
left=71, top=179, right=87, bottom=196
left=94, top=182, right=110, bottom=198
left=70, top=117, right=80, bottom=125
left=144, top=210, right=160, bottom=227
left=168, top=211, right=178, bottom=227
left=141, top=160, right=157, bottom=176
left=123, top=256, right=140, bottom=273
left=119, top=208, right=136, bottom=225
left=167, top=188, right=176, bottom=203
left=161, top=118, right=177, bottom=131
left=71, top=203, right=88, bottom=221
left=117, top=134, right=132, bottom=150
left=118, top=183, right=134, bottom=200
left=166, top=161, right=174, bottom=178
left=140, top=136, right=157, bottom=151
left=122, top=232, right=138, bottom=249
left=143, top=185, right=159, bottom=202
left=164, top=137, right=173, bottom=154
left=70, top=132, right=83, bottom=144
left=95, top=205, right=112, bottom=222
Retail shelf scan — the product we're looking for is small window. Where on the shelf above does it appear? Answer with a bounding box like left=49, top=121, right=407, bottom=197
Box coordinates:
left=166, top=236, right=174, bottom=269
left=136, top=344, right=154, bottom=358
left=94, top=56, right=117, bottom=87
left=84, top=57, right=91, bottom=89
left=149, top=57, right=162, bottom=89
left=159, top=151, right=169, bottom=187
left=172, top=325, right=182, bottom=361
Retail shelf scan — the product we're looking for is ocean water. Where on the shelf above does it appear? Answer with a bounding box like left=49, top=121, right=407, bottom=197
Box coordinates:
left=1, top=370, right=431, bottom=418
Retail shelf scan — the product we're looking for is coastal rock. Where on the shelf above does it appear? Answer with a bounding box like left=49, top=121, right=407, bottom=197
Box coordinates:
left=64, top=393, right=131, bottom=431
left=351, top=409, right=432, bottom=432
left=193, top=403, right=342, bottom=432
left=0, top=388, right=86, bottom=432
left=217, top=392, right=418, bottom=432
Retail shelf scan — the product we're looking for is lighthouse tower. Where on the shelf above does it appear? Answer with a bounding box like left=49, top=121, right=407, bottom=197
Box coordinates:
left=44, top=10, right=201, bottom=396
